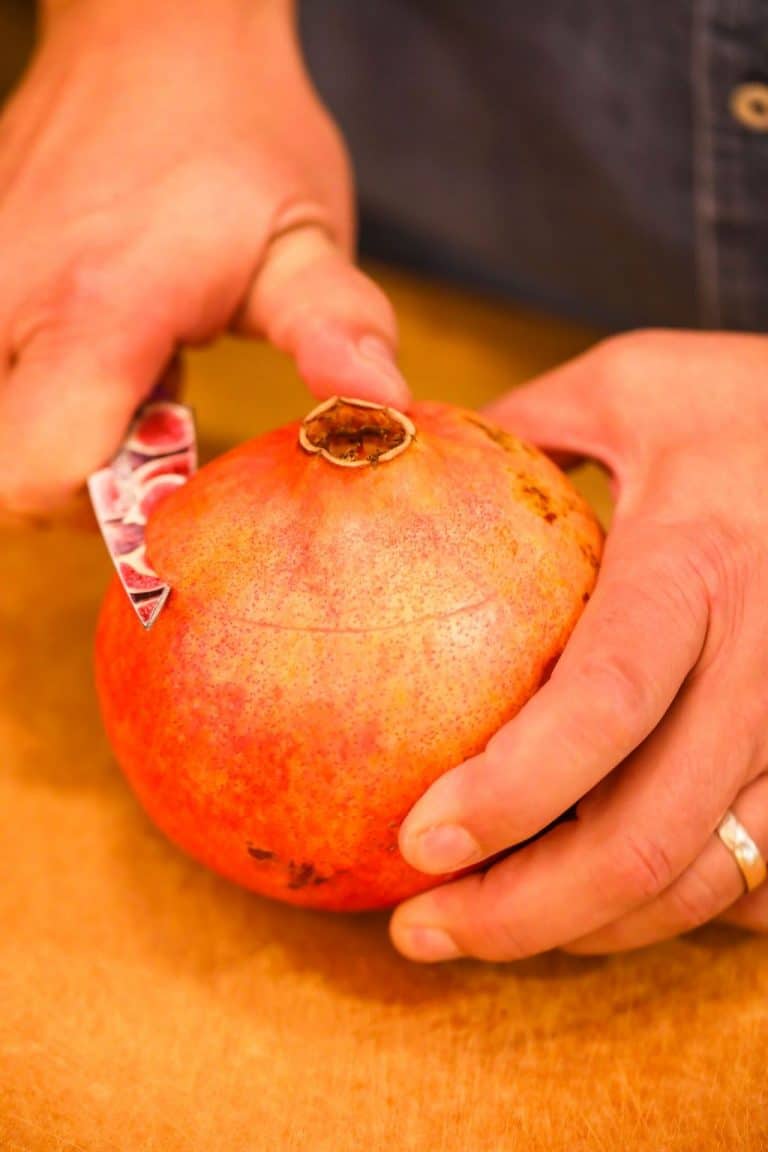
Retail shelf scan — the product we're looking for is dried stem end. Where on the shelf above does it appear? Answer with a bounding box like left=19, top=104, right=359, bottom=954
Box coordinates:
left=299, top=397, right=415, bottom=468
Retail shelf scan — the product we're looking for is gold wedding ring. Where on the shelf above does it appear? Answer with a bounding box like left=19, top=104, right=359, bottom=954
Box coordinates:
left=716, top=810, right=767, bottom=894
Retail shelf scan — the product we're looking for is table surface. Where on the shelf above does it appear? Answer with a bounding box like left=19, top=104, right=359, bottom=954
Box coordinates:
left=2, top=267, right=767, bottom=1152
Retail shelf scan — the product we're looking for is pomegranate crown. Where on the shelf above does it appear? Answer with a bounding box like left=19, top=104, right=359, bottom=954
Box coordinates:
left=298, top=396, right=415, bottom=468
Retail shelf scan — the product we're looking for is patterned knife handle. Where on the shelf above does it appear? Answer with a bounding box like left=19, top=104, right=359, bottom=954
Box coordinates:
left=88, top=390, right=197, bottom=629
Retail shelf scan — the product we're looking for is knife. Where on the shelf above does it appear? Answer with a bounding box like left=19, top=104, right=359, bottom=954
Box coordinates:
left=87, top=387, right=197, bottom=629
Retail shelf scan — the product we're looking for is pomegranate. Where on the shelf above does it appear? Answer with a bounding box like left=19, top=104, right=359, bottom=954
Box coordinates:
left=95, top=398, right=602, bottom=911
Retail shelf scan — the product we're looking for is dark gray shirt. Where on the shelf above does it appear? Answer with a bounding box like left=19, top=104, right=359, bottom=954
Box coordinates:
left=300, top=2, right=768, bottom=332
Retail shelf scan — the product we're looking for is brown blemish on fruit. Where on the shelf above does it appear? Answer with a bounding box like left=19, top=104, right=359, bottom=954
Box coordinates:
left=385, top=820, right=401, bottom=854
left=287, top=861, right=330, bottom=889
left=580, top=542, right=600, bottom=571
left=464, top=414, right=522, bottom=454
left=248, top=847, right=331, bottom=887
left=300, top=397, right=414, bottom=467
left=466, top=420, right=569, bottom=525
left=520, top=482, right=559, bottom=523
left=247, top=845, right=277, bottom=861
left=582, top=590, right=591, bottom=604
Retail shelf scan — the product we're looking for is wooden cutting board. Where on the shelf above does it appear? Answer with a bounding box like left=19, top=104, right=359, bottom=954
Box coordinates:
left=2, top=268, right=767, bottom=1152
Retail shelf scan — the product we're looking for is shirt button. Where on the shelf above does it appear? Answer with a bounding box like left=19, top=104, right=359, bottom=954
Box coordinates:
left=729, top=82, right=768, bottom=131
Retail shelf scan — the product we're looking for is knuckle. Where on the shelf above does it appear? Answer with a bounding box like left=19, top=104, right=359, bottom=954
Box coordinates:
left=591, top=330, right=671, bottom=446
left=14, top=255, right=114, bottom=348
left=467, top=873, right=533, bottom=961
left=613, top=831, right=677, bottom=903
left=55, top=254, right=115, bottom=317
left=679, top=519, right=767, bottom=683
left=474, top=921, right=531, bottom=963
left=660, top=545, right=712, bottom=631
left=575, top=652, right=655, bottom=732
left=666, top=869, right=722, bottom=933
left=594, top=330, right=661, bottom=383
left=686, top=519, right=753, bottom=606
left=603, top=327, right=672, bottom=356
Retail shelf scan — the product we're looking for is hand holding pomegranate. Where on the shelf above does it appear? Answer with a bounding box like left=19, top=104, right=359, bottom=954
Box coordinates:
left=391, top=331, right=768, bottom=961
left=0, top=0, right=407, bottom=515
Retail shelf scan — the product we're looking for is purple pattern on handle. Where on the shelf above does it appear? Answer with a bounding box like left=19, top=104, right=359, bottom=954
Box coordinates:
left=88, top=400, right=197, bottom=629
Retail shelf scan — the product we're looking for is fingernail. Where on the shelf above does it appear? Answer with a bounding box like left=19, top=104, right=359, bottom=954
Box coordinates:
left=403, top=823, right=482, bottom=874
left=354, top=335, right=411, bottom=407
left=397, top=925, right=462, bottom=962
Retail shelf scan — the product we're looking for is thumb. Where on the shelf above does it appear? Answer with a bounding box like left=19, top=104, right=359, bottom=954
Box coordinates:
left=482, top=344, right=623, bottom=472
left=0, top=320, right=172, bottom=515
left=237, top=225, right=411, bottom=410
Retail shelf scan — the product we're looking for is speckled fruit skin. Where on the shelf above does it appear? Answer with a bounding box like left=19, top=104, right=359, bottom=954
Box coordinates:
left=94, top=402, right=603, bottom=911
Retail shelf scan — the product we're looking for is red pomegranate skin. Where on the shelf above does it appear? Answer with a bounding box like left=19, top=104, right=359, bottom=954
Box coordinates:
left=94, top=401, right=602, bottom=911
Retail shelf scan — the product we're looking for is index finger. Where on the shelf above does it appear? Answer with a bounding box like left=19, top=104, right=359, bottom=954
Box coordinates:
left=399, top=522, right=710, bottom=874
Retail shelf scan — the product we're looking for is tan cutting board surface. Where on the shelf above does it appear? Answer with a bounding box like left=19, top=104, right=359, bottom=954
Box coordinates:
left=2, top=268, right=768, bottom=1152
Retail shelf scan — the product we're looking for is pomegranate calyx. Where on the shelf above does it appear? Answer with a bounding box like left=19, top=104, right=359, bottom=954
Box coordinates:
left=299, top=396, right=415, bottom=467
